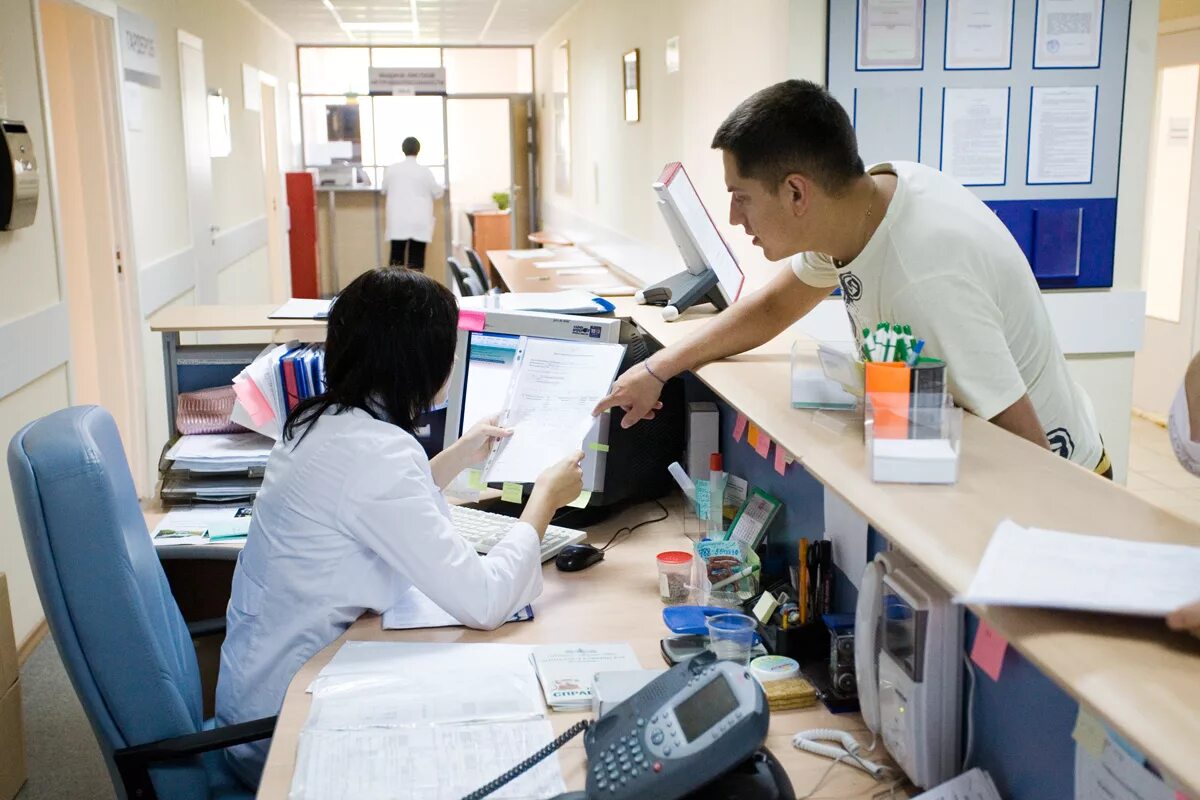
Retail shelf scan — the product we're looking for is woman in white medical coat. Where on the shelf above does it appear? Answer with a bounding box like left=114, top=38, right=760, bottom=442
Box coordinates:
left=214, top=267, right=585, bottom=787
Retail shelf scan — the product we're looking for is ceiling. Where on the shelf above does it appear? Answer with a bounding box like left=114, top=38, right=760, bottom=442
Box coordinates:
left=244, top=0, right=580, bottom=45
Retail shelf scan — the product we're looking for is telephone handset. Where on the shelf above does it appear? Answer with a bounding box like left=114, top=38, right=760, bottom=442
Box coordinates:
left=854, top=551, right=963, bottom=790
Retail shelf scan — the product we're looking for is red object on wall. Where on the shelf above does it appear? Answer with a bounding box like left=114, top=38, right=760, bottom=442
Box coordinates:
left=286, top=172, right=320, bottom=299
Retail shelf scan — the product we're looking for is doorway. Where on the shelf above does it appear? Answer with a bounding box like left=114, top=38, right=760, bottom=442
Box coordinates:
left=259, top=77, right=290, bottom=302
left=39, top=0, right=147, bottom=491
left=1133, top=24, right=1200, bottom=419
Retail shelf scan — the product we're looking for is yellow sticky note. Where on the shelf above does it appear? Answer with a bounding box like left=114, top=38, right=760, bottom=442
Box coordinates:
left=567, top=489, right=592, bottom=508
left=1072, top=708, right=1107, bottom=759
left=501, top=482, right=524, bottom=503
left=467, top=469, right=485, bottom=490
left=589, top=442, right=610, bottom=452
left=747, top=422, right=760, bottom=448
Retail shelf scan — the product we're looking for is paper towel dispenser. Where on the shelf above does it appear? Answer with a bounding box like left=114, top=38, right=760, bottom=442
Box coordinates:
left=0, top=119, right=39, bottom=231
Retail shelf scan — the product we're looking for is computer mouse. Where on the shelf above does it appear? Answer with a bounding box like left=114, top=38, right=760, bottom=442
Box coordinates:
left=555, top=543, right=605, bottom=572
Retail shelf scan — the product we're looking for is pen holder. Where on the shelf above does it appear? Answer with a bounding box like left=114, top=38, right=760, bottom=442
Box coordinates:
left=865, top=392, right=962, bottom=484
left=760, top=620, right=828, bottom=662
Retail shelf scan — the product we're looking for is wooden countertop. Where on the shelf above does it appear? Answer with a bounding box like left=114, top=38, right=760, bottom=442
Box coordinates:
left=257, top=497, right=906, bottom=799
left=148, top=305, right=329, bottom=334
left=488, top=249, right=642, bottom=295
left=622, top=301, right=1200, bottom=795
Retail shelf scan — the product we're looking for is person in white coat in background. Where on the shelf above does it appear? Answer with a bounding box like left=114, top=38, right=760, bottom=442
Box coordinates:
left=215, top=267, right=584, bottom=787
left=382, top=136, right=444, bottom=270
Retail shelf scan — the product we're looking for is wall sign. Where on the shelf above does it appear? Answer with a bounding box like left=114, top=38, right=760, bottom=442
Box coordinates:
left=118, top=7, right=160, bottom=89
left=368, top=67, right=446, bottom=96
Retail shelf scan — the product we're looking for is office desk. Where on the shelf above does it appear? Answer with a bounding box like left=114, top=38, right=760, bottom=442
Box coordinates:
left=488, top=249, right=641, bottom=296
left=258, top=498, right=904, bottom=799
left=619, top=300, right=1200, bottom=795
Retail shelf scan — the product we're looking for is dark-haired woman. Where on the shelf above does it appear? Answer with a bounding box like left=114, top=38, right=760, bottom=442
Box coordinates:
left=214, top=268, right=584, bottom=786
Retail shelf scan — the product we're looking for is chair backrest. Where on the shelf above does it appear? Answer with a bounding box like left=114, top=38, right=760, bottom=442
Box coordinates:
left=448, top=256, right=483, bottom=297
left=8, top=406, right=209, bottom=799
left=463, top=248, right=490, bottom=291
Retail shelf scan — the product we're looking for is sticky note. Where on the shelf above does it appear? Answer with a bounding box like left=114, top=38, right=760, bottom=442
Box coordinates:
left=567, top=489, right=592, bottom=508
left=501, top=482, right=523, bottom=503
left=589, top=442, right=610, bottom=452
left=755, top=432, right=772, bottom=459
left=466, top=469, right=485, bottom=490
left=773, top=445, right=788, bottom=476
left=458, top=309, right=486, bottom=332
left=733, top=413, right=748, bottom=442
left=747, top=422, right=760, bottom=448
left=970, top=620, right=1008, bottom=682
left=233, top=377, right=275, bottom=425
left=1072, top=708, right=1107, bottom=759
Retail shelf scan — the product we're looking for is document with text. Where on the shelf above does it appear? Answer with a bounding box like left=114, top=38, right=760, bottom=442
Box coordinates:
left=483, top=337, right=625, bottom=483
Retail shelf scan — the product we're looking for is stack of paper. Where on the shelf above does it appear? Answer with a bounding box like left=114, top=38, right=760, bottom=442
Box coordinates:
left=382, top=588, right=533, bottom=630
left=292, top=641, right=564, bottom=800
left=229, top=342, right=295, bottom=440
left=269, top=298, right=332, bottom=319
left=531, top=643, right=641, bottom=711
left=151, top=506, right=253, bottom=546
left=957, top=520, right=1200, bottom=615
left=912, top=768, right=1002, bottom=800
left=165, top=432, right=274, bottom=474
left=459, top=290, right=612, bottom=315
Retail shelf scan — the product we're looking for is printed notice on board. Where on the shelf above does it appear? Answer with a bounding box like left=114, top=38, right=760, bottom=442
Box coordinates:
left=857, top=0, right=925, bottom=70
left=1074, top=739, right=1175, bottom=800
left=941, top=88, right=1009, bottom=186
left=1027, top=86, right=1097, bottom=185
left=945, top=0, right=1013, bottom=69
left=1035, top=0, right=1103, bottom=69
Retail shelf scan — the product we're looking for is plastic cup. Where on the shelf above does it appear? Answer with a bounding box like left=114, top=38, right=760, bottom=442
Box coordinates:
left=656, top=551, right=693, bottom=605
left=706, top=613, right=757, bottom=665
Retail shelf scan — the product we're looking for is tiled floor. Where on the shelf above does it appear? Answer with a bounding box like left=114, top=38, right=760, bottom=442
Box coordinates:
left=1126, top=415, right=1200, bottom=525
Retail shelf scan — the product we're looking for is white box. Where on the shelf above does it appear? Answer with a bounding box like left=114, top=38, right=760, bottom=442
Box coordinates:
left=685, top=401, right=719, bottom=482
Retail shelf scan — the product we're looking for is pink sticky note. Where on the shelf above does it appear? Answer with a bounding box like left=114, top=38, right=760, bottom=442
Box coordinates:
left=233, top=378, right=275, bottom=426
left=755, top=432, right=772, bottom=459
left=733, top=413, right=748, bottom=442
left=970, top=620, right=1008, bottom=682
left=773, top=445, right=787, bottom=476
left=458, top=309, right=486, bottom=332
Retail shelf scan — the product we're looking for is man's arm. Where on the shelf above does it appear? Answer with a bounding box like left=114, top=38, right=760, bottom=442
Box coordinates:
left=989, top=394, right=1051, bottom=450
left=595, top=269, right=833, bottom=426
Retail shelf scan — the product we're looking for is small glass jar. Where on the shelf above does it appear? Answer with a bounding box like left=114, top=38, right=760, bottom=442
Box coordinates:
left=656, top=551, right=693, bottom=605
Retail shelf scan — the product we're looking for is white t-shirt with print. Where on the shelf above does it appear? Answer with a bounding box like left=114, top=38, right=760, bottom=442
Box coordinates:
left=791, top=161, right=1103, bottom=470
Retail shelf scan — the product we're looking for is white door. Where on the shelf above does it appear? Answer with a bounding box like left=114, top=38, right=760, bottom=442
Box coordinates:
left=260, top=78, right=290, bottom=302
left=178, top=32, right=217, bottom=303
left=1133, top=26, right=1200, bottom=418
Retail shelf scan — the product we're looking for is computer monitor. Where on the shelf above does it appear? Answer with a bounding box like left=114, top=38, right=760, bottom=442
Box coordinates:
left=443, top=310, right=623, bottom=492
left=652, top=162, right=745, bottom=306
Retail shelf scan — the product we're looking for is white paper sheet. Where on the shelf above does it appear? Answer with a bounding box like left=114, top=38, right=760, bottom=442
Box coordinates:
left=857, top=0, right=924, bottom=70
left=941, top=87, right=1009, bottom=186
left=382, top=587, right=533, bottom=630
left=912, top=768, right=1002, bottom=800
left=945, top=0, right=1013, bottom=69
left=230, top=343, right=293, bottom=440
left=534, top=258, right=603, bottom=269
left=1027, top=85, right=1097, bottom=184
left=958, top=520, right=1200, bottom=615
left=151, top=506, right=253, bottom=545
left=290, top=721, right=566, bottom=800
left=1074, top=740, right=1175, bottom=800
left=269, top=298, right=332, bottom=319
left=824, top=489, right=869, bottom=590
left=166, top=432, right=274, bottom=462
left=483, top=338, right=625, bottom=483
left=1035, top=0, right=1103, bottom=69
left=459, top=290, right=606, bottom=314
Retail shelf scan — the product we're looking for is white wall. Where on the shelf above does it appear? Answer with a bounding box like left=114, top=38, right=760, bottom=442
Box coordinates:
left=0, top=0, right=297, bottom=649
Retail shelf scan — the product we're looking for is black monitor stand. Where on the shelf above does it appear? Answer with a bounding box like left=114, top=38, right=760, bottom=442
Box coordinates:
left=635, top=268, right=728, bottom=319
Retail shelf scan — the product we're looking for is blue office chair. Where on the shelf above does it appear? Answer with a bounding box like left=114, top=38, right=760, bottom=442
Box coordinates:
left=8, top=406, right=274, bottom=800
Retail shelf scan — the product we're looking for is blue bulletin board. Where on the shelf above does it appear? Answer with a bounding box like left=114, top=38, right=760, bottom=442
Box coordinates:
left=827, top=0, right=1130, bottom=288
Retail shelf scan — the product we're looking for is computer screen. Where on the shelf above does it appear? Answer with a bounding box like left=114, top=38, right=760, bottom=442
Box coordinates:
left=443, top=310, right=624, bottom=492
left=653, top=162, right=745, bottom=305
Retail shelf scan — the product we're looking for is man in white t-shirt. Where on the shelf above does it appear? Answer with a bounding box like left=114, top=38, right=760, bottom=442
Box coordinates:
left=596, top=79, right=1110, bottom=476
left=381, top=137, right=444, bottom=270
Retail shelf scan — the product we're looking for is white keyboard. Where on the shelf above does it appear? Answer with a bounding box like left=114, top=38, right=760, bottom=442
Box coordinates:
left=450, top=504, right=587, bottom=563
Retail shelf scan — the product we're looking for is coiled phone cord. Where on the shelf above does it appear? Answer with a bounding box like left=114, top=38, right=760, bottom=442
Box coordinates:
left=460, top=719, right=593, bottom=800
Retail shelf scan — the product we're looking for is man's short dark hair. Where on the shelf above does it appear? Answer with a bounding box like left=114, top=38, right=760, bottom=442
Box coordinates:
left=402, top=137, right=421, bottom=156
left=711, top=80, right=864, bottom=195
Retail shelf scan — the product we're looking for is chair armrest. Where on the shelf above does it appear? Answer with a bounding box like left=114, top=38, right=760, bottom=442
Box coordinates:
left=186, top=617, right=226, bottom=638
left=113, top=715, right=276, bottom=800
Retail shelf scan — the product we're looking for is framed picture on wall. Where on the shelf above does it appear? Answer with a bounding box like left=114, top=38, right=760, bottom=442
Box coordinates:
left=623, top=49, right=640, bottom=123
left=553, top=41, right=571, bottom=194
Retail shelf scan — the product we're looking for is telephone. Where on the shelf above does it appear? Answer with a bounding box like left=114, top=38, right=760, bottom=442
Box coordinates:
left=463, top=651, right=794, bottom=800
left=854, top=551, right=963, bottom=790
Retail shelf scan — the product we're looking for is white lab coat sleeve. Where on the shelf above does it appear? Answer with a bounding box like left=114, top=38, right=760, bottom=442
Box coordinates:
left=430, top=171, right=445, bottom=200
left=340, top=443, right=543, bottom=629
